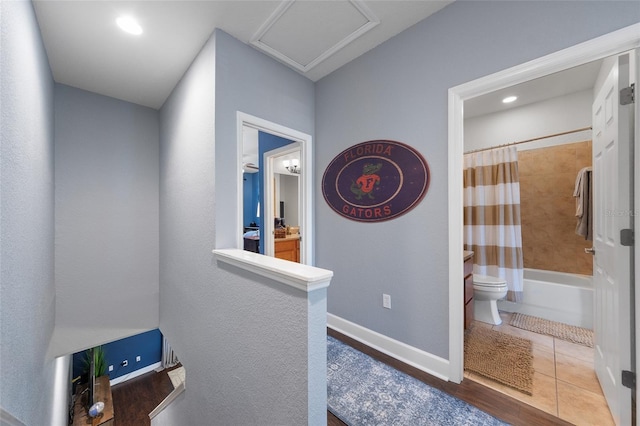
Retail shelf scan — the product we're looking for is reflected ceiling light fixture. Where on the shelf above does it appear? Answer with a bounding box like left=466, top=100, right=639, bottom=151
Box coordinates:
left=116, top=16, right=143, bottom=35
left=502, top=95, right=518, bottom=104
left=283, top=159, right=300, bottom=174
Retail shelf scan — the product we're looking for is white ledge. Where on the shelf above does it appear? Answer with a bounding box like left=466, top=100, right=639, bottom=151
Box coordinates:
left=213, top=249, right=333, bottom=292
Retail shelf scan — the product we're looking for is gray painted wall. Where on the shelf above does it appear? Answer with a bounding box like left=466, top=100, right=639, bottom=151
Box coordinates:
left=316, top=1, right=640, bottom=359
left=0, top=1, right=57, bottom=423
left=280, top=174, right=300, bottom=227
left=54, top=85, right=159, bottom=345
left=4, top=1, right=633, bottom=423
left=214, top=30, right=315, bottom=249
left=159, top=30, right=323, bottom=424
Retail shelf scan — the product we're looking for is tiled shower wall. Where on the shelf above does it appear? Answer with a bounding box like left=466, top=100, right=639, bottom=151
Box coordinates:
left=518, top=141, right=593, bottom=276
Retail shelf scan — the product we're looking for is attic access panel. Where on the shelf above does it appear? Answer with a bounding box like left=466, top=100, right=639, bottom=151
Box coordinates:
left=251, top=0, right=379, bottom=73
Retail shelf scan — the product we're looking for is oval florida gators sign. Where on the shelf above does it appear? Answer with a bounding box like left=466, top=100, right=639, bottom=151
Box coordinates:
left=322, top=140, right=430, bottom=222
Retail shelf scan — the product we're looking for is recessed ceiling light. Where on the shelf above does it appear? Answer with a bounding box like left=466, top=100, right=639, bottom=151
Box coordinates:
left=502, top=96, right=518, bottom=104
left=116, top=16, right=143, bottom=36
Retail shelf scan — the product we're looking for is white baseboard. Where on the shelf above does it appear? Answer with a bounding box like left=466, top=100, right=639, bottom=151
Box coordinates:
left=327, top=313, right=450, bottom=381
left=110, top=362, right=162, bottom=386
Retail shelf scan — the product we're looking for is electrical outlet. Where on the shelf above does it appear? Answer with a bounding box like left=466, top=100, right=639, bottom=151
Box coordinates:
left=136, top=356, right=141, bottom=362
left=383, top=294, right=391, bottom=309
left=108, top=365, right=113, bottom=372
left=121, top=360, right=128, bottom=367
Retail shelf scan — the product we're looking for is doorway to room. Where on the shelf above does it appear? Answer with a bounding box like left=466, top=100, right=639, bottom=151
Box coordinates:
left=448, top=26, right=639, bottom=426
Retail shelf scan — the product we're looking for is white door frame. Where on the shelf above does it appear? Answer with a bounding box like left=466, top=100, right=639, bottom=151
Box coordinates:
left=236, top=112, right=314, bottom=265
left=635, top=46, right=640, bottom=426
left=448, top=23, right=640, bottom=385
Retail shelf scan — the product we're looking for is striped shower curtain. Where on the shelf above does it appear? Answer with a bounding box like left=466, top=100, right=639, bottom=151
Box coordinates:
left=463, top=146, right=524, bottom=302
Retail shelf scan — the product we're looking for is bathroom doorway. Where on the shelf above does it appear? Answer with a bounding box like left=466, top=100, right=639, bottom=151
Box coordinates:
left=448, top=27, right=639, bottom=425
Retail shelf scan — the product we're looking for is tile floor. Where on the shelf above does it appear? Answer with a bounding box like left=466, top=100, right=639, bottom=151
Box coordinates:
left=465, top=311, right=615, bottom=426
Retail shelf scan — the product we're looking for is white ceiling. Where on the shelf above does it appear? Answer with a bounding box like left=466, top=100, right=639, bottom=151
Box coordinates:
left=32, top=0, right=453, bottom=110
left=32, top=0, right=603, bottom=116
left=465, top=59, right=603, bottom=118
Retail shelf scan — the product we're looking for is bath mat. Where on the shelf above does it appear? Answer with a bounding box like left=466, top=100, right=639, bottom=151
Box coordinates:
left=327, top=336, right=508, bottom=426
left=167, top=366, right=185, bottom=389
left=464, top=325, right=534, bottom=395
left=509, top=313, right=593, bottom=348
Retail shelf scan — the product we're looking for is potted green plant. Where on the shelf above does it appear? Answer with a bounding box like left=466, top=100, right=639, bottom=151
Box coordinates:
left=84, top=346, right=107, bottom=378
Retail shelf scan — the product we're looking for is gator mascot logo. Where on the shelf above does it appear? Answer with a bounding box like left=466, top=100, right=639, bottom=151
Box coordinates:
left=350, top=163, right=382, bottom=200
left=322, top=140, right=430, bottom=223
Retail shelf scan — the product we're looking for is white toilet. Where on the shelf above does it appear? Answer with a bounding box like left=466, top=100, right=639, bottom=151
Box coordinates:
left=473, top=274, right=508, bottom=325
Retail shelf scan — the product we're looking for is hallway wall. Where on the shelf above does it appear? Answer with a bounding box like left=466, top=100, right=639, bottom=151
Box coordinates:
left=0, top=1, right=58, bottom=424
left=54, top=85, right=160, bottom=349
left=315, top=1, right=639, bottom=361
left=159, top=29, right=322, bottom=425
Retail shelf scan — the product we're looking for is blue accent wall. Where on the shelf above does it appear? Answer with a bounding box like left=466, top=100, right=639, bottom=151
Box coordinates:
left=72, top=329, right=163, bottom=381
left=257, top=131, right=295, bottom=253
left=243, top=172, right=259, bottom=227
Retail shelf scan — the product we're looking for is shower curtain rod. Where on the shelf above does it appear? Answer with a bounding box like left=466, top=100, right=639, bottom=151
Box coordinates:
left=464, top=126, right=592, bottom=154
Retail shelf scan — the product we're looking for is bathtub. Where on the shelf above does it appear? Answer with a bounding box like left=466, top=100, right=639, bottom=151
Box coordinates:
left=497, top=268, right=594, bottom=329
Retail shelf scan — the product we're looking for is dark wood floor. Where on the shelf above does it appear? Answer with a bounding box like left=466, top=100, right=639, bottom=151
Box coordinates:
left=110, top=335, right=571, bottom=425
left=111, top=364, right=180, bottom=426
left=328, top=328, right=572, bottom=426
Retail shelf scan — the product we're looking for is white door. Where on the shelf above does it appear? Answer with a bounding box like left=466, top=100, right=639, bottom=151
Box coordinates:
left=592, top=52, right=635, bottom=426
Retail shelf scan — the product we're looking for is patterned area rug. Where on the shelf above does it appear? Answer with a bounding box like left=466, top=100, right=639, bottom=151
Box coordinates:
left=464, top=326, right=534, bottom=395
left=327, top=336, right=508, bottom=426
left=509, top=312, right=594, bottom=348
